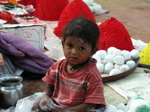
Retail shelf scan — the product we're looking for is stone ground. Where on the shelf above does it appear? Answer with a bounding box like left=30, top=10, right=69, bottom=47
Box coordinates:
left=1, top=0, right=150, bottom=110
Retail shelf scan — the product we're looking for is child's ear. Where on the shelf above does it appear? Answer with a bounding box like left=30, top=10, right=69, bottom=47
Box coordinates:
left=91, top=47, right=98, bottom=56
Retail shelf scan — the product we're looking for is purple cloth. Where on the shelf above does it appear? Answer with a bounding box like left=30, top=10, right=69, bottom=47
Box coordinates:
left=0, top=32, right=54, bottom=74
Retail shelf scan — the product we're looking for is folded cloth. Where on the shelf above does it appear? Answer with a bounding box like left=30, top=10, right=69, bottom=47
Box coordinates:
left=0, top=12, right=14, bottom=24
left=0, top=32, right=54, bottom=74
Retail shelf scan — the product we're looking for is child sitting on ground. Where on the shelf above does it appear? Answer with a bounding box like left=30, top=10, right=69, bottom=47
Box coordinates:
left=32, top=17, right=106, bottom=112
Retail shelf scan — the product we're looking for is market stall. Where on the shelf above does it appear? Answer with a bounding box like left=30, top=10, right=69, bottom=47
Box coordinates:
left=0, top=0, right=150, bottom=112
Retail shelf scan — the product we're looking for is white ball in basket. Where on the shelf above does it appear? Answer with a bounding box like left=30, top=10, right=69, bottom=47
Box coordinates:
left=92, top=53, right=102, bottom=63
left=109, top=68, right=121, bottom=76
left=114, top=64, right=123, bottom=69
left=101, top=59, right=107, bottom=65
left=92, top=53, right=98, bottom=60
left=120, top=64, right=130, bottom=72
left=104, top=62, right=114, bottom=74
left=116, top=103, right=126, bottom=111
left=126, top=60, right=136, bottom=69
left=104, top=54, right=114, bottom=63
left=107, top=47, right=117, bottom=54
left=116, top=110, right=124, bottom=112
left=114, top=55, right=125, bottom=65
left=96, top=63, right=104, bottom=73
left=96, top=50, right=107, bottom=60
left=122, top=50, right=131, bottom=61
left=130, top=49, right=140, bottom=59
left=97, top=58, right=101, bottom=63
left=113, top=48, right=122, bottom=57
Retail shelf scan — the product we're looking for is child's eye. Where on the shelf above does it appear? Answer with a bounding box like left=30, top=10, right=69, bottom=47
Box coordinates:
left=66, top=43, right=73, bottom=48
left=80, top=47, right=86, bottom=50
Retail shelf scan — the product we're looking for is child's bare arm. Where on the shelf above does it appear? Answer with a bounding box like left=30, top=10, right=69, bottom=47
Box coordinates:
left=43, top=84, right=54, bottom=97
left=0, top=53, right=4, bottom=67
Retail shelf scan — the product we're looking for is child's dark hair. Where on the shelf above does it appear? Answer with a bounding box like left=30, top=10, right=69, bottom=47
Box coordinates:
left=62, top=17, right=100, bottom=50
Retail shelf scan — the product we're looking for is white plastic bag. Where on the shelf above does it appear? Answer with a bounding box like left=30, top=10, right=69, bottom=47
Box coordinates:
left=13, top=92, right=43, bottom=112
left=0, top=106, right=15, bottom=112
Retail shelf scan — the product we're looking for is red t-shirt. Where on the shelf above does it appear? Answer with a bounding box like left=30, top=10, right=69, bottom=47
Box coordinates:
left=42, top=59, right=106, bottom=109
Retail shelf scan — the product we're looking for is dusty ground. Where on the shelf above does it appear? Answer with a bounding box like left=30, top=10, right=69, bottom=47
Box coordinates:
left=94, top=0, right=150, bottom=43
left=1, top=0, right=150, bottom=110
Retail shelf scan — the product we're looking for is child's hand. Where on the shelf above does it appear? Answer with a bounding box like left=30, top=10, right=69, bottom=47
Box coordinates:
left=39, top=93, right=58, bottom=111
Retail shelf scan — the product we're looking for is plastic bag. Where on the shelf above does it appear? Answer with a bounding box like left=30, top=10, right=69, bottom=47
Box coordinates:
left=0, top=106, right=15, bottom=112
left=13, top=92, right=43, bottom=112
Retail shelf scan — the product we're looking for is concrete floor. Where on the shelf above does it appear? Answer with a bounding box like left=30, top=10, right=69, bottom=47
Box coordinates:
left=1, top=0, right=150, bottom=109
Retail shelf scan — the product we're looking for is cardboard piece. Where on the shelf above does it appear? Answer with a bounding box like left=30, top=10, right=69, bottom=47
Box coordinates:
left=0, top=24, right=45, bottom=51
left=104, top=85, right=128, bottom=106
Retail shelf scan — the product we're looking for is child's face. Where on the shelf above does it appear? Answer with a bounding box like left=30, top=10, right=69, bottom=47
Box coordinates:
left=63, top=36, right=94, bottom=65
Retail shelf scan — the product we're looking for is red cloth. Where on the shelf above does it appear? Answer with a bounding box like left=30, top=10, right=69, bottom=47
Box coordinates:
left=53, top=0, right=96, bottom=38
left=18, top=0, right=38, bottom=16
left=33, top=0, right=69, bottom=21
left=0, top=12, right=14, bottom=24
left=18, top=0, right=37, bottom=7
left=98, top=18, right=135, bottom=51
left=42, top=59, right=106, bottom=109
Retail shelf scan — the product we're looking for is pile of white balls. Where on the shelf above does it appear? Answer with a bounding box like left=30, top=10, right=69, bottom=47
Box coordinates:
left=92, top=47, right=140, bottom=76
left=104, top=103, right=126, bottom=112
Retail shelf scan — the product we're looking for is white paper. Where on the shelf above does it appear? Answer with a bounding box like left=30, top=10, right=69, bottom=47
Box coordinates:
left=106, top=67, right=150, bottom=101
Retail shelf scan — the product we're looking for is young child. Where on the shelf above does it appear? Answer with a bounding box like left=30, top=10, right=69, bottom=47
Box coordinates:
left=32, top=17, right=106, bottom=112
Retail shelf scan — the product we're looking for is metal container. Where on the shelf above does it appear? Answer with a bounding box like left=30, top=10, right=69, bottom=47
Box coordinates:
left=0, top=75, right=23, bottom=108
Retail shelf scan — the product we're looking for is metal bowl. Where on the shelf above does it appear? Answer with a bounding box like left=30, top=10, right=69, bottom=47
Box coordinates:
left=0, top=75, right=23, bottom=87
left=0, top=75, right=23, bottom=108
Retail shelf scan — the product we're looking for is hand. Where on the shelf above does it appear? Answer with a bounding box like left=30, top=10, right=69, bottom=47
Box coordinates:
left=39, top=93, right=58, bottom=111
